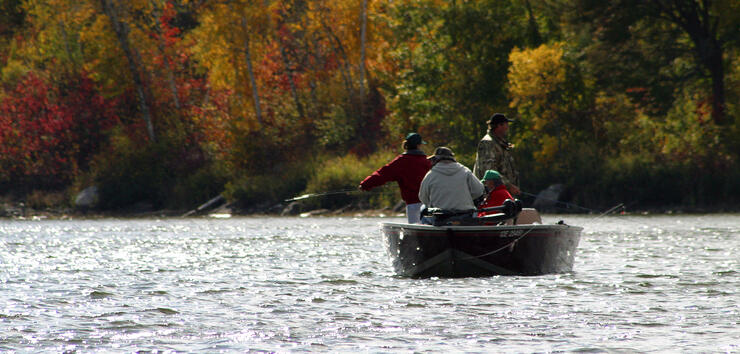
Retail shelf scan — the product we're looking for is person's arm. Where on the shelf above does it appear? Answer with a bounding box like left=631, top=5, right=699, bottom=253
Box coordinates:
left=468, top=170, right=486, bottom=202
left=418, top=175, right=431, bottom=207
left=473, top=140, right=495, bottom=180
left=506, top=183, right=520, bottom=196
left=359, top=157, right=400, bottom=191
left=488, top=144, right=520, bottom=195
left=498, top=163, right=520, bottom=195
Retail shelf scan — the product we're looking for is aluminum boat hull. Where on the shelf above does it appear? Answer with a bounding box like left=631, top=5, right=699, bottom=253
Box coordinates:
left=382, top=222, right=582, bottom=278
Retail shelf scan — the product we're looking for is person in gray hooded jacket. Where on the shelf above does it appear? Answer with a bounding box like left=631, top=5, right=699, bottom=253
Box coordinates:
left=419, top=147, right=485, bottom=212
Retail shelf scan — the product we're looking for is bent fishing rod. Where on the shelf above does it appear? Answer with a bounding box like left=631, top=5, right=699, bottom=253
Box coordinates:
left=284, top=184, right=395, bottom=202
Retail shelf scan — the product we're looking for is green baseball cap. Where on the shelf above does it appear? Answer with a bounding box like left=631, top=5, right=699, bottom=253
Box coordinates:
left=482, top=170, right=502, bottom=182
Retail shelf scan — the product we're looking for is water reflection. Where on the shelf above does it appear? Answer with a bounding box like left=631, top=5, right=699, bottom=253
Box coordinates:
left=0, top=215, right=738, bottom=352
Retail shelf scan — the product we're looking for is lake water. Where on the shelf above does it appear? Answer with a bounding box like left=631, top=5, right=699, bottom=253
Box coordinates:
left=1, top=214, right=738, bottom=352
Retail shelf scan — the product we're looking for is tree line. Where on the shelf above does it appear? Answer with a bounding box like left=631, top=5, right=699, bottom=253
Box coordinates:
left=1, top=0, right=738, bottom=212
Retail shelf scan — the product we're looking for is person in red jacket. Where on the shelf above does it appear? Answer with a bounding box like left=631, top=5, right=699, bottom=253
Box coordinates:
left=359, top=133, right=432, bottom=223
left=477, top=170, right=513, bottom=217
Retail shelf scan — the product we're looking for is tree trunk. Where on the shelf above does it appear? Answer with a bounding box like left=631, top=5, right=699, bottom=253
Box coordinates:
left=100, top=0, right=156, bottom=142
left=324, top=24, right=356, bottom=107
left=698, top=33, right=726, bottom=125
left=240, top=16, right=264, bottom=126
left=523, top=0, right=542, bottom=47
left=359, top=0, right=368, bottom=110
left=655, top=0, right=726, bottom=125
left=280, top=45, right=305, bottom=120
left=709, top=54, right=725, bottom=124
left=264, top=0, right=304, bottom=120
left=58, top=20, right=77, bottom=74
left=682, top=2, right=725, bottom=125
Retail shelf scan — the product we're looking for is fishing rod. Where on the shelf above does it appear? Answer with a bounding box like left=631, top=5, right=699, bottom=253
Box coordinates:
left=284, top=188, right=361, bottom=202
left=284, top=183, right=395, bottom=202
left=521, top=190, right=629, bottom=223
left=520, top=190, right=629, bottom=220
left=519, top=190, right=600, bottom=213
left=463, top=201, right=626, bottom=261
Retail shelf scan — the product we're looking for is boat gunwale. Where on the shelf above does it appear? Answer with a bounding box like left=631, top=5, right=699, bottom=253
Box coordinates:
left=381, top=222, right=583, bottom=233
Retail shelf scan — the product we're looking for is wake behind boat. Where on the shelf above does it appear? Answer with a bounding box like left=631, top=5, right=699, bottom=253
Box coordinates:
left=382, top=203, right=582, bottom=278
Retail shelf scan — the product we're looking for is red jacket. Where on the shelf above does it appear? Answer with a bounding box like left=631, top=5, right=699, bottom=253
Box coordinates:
left=478, top=184, right=513, bottom=217
left=360, top=151, right=431, bottom=205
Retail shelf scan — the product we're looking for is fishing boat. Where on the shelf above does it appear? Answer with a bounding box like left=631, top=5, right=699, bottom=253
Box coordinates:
left=382, top=201, right=582, bottom=278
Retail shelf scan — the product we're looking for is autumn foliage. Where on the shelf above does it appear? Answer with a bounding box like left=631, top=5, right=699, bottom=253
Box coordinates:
left=0, top=0, right=738, bottom=211
left=0, top=72, right=119, bottom=189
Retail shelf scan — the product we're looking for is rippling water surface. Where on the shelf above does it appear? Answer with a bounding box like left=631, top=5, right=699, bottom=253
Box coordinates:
left=1, top=214, right=738, bottom=352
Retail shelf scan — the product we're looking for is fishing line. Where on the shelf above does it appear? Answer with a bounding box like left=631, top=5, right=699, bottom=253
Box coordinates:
left=519, top=190, right=637, bottom=225
left=591, top=203, right=625, bottom=221
left=519, top=191, right=599, bottom=213
left=461, top=202, right=626, bottom=260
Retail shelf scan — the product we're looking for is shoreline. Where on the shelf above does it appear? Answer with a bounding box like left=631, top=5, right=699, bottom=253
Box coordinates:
left=2, top=201, right=739, bottom=220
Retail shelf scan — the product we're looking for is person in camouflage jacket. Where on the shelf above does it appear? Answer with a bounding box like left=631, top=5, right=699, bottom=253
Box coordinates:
left=472, top=113, right=520, bottom=196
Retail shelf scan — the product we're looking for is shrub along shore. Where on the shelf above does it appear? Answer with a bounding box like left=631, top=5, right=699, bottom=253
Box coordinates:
left=3, top=149, right=739, bottom=219
left=3, top=148, right=740, bottom=219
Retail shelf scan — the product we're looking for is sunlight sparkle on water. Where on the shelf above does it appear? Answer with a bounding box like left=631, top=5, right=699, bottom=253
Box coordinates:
left=0, top=215, right=737, bottom=352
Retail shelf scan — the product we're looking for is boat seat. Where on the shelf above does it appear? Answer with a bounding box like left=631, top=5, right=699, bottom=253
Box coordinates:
left=423, top=200, right=524, bottom=226
left=512, top=208, right=542, bottom=225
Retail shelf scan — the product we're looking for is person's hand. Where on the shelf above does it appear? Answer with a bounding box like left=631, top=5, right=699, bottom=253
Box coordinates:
left=509, top=184, right=521, bottom=195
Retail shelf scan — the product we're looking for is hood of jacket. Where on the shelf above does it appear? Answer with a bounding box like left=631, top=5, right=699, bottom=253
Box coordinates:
left=430, top=161, right=466, bottom=176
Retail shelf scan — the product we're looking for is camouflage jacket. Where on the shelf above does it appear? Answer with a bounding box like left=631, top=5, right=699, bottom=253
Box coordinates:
left=473, top=131, right=519, bottom=189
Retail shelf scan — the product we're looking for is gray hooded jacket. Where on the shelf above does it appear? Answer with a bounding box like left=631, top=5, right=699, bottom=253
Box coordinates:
left=419, top=161, right=485, bottom=211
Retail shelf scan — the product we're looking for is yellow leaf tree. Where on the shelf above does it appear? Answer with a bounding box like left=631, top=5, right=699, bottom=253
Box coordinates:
left=508, top=43, right=585, bottom=165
